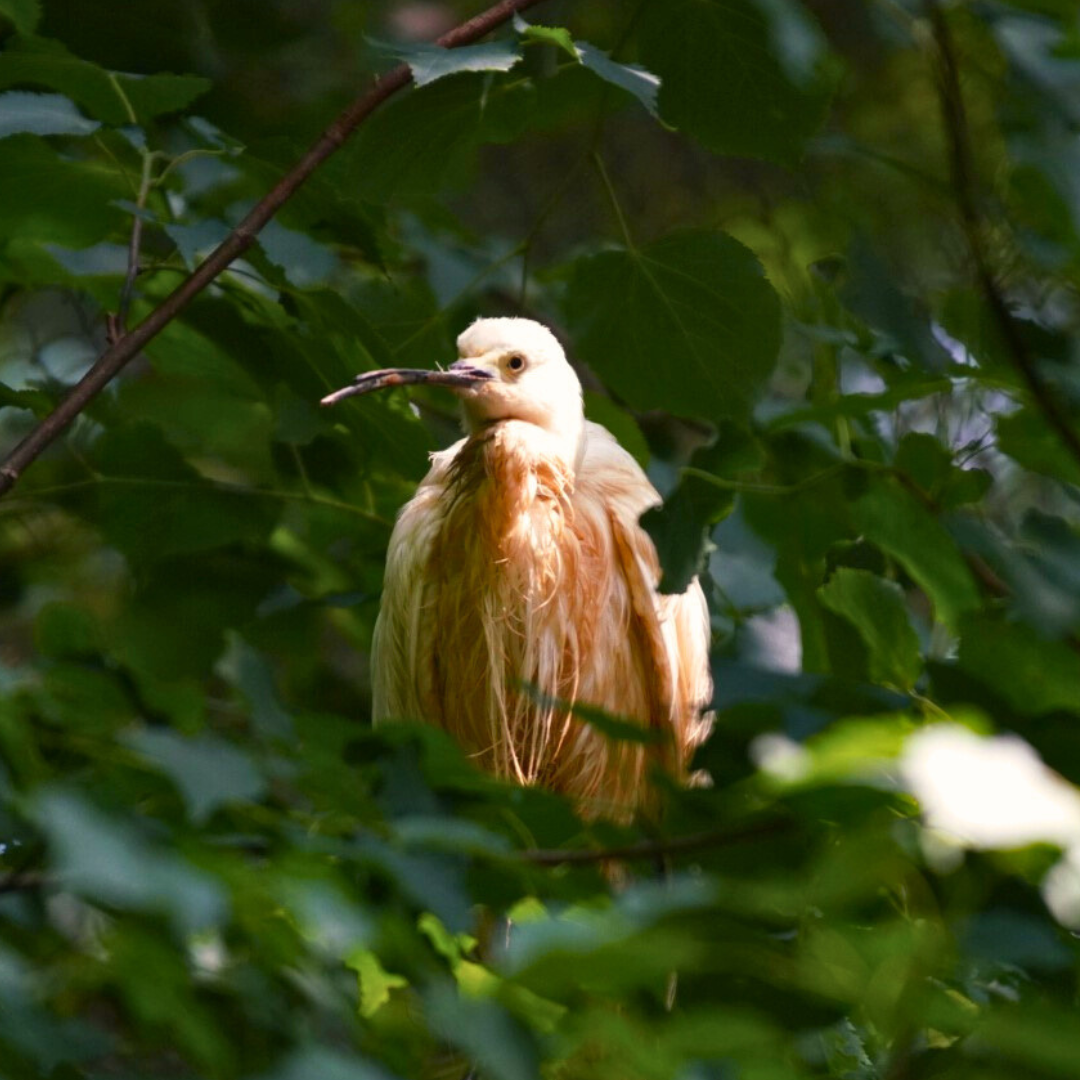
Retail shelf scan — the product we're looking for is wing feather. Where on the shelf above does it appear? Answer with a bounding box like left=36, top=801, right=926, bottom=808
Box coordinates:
left=576, top=423, right=713, bottom=773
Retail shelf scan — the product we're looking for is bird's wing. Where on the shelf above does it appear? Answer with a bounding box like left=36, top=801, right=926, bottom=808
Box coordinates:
left=371, top=438, right=466, bottom=723
left=576, top=422, right=713, bottom=771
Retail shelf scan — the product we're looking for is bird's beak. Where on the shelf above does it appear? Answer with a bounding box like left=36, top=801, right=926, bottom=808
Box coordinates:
left=320, top=363, right=494, bottom=407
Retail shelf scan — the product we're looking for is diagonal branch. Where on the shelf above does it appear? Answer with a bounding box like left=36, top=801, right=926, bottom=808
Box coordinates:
left=0, top=0, right=551, bottom=498
left=925, top=0, right=1080, bottom=471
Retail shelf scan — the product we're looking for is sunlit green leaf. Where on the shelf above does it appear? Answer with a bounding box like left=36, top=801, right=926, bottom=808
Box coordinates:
left=852, top=478, right=980, bottom=629
left=818, top=568, right=921, bottom=690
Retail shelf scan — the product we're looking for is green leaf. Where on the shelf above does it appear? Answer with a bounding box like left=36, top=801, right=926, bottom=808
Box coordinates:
left=639, top=0, right=835, bottom=165
left=110, top=553, right=279, bottom=680
left=87, top=423, right=278, bottom=563
left=0, top=133, right=126, bottom=246
left=576, top=42, right=660, bottom=117
left=33, top=790, right=225, bottom=931
left=341, top=74, right=531, bottom=202
left=0, top=0, right=39, bottom=34
left=851, top=478, right=980, bottom=629
left=0, top=378, right=52, bottom=415
left=515, top=18, right=660, bottom=115
left=514, top=16, right=577, bottom=58
left=957, top=613, right=1080, bottom=716
left=0, top=36, right=210, bottom=124
left=347, top=950, right=409, bottom=1018
left=894, top=432, right=991, bottom=509
left=997, top=409, right=1080, bottom=486
left=426, top=982, right=539, bottom=1080
left=642, top=425, right=763, bottom=593
left=0, top=90, right=98, bottom=137
left=564, top=229, right=781, bottom=421
left=258, top=1048, right=388, bottom=1080
left=583, top=392, right=649, bottom=467
left=35, top=664, right=133, bottom=734
left=125, top=728, right=266, bottom=824
left=386, top=39, right=522, bottom=88
left=33, top=602, right=101, bottom=659
left=817, top=568, right=922, bottom=690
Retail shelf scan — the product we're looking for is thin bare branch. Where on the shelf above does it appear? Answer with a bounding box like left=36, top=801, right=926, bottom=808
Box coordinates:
left=0, top=870, right=46, bottom=895
left=107, top=151, right=156, bottom=345
left=0, top=0, right=551, bottom=498
left=924, top=0, right=1080, bottom=470
left=518, top=817, right=792, bottom=866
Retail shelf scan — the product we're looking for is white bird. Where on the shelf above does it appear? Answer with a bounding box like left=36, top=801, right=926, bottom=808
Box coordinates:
left=323, top=317, right=712, bottom=817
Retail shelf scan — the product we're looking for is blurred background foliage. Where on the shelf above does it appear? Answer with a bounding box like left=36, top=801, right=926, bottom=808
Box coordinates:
left=3, top=0, right=1080, bottom=1076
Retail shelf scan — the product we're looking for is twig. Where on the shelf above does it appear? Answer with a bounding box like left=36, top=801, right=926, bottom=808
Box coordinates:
left=107, top=151, right=156, bottom=345
left=518, top=817, right=791, bottom=866
left=0, top=0, right=551, bottom=498
left=0, top=870, right=47, bottom=894
left=924, top=0, right=1080, bottom=470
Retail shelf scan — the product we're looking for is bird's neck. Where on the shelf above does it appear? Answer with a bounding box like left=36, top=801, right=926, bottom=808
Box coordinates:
left=449, top=420, right=577, bottom=528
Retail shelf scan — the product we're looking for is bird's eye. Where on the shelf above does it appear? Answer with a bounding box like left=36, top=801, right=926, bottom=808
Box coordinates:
left=506, top=354, right=525, bottom=373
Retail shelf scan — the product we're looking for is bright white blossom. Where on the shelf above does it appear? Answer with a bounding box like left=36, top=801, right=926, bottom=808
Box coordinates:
left=900, top=725, right=1080, bottom=850
left=900, top=724, right=1080, bottom=928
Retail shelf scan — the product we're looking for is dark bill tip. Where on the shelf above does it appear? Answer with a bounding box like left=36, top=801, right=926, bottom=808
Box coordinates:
left=320, top=366, right=493, bottom=407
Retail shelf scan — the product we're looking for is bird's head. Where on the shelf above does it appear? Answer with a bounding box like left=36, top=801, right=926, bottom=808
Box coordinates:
left=322, top=317, right=585, bottom=462
left=450, top=318, right=583, bottom=449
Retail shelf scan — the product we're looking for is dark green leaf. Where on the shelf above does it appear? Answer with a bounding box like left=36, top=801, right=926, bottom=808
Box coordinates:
left=33, top=790, right=226, bottom=930
left=0, top=133, right=126, bottom=245
left=125, top=728, right=266, bottom=823
left=576, top=42, right=660, bottom=117
left=258, top=1047, right=389, bottom=1080
left=997, top=409, right=1080, bottom=486
left=564, top=229, right=781, bottom=421
left=0, top=35, right=209, bottom=123
left=87, top=423, right=278, bottom=563
left=426, top=983, right=539, bottom=1080
left=957, top=612, right=1080, bottom=716
left=643, top=425, right=762, bottom=592
left=0, top=0, right=39, bottom=34
left=639, top=0, right=836, bottom=165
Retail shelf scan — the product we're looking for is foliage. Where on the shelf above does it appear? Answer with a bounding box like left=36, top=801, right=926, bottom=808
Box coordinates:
left=3, top=0, right=1080, bottom=1078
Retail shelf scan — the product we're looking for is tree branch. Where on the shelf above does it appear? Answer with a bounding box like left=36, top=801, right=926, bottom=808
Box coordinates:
left=518, top=817, right=791, bottom=867
left=0, top=0, right=551, bottom=498
left=925, top=0, right=1080, bottom=470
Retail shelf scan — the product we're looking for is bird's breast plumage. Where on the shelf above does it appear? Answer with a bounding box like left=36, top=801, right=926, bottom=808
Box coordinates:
left=372, top=420, right=712, bottom=816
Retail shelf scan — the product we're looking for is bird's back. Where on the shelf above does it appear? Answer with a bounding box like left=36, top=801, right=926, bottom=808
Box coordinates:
left=372, top=420, right=711, bottom=816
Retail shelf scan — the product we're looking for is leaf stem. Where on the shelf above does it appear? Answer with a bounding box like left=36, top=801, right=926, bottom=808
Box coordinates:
left=0, top=475, right=392, bottom=528
left=108, top=150, right=157, bottom=345
left=592, top=150, right=635, bottom=251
